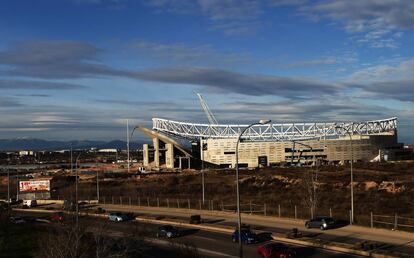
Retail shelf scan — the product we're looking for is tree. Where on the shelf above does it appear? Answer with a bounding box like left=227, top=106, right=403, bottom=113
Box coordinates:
left=301, top=169, right=318, bottom=218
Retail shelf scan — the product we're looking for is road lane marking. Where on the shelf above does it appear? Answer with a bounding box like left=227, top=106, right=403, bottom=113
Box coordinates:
left=150, top=239, right=238, bottom=258
left=192, top=235, right=218, bottom=242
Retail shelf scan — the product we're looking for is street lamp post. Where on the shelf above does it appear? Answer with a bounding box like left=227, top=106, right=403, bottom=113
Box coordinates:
left=336, top=125, right=354, bottom=224
left=200, top=137, right=205, bottom=204
left=348, top=132, right=354, bottom=224
left=235, top=119, right=271, bottom=258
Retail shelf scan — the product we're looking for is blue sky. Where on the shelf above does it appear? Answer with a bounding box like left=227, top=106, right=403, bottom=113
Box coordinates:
left=0, top=0, right=413, bottom=143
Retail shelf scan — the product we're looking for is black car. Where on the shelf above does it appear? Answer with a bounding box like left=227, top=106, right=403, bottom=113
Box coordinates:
left=305, top=216, right=336, bottom=230
left=189, top=214, right=202, bottom=224
left=231, top=227, right=259, bottom=244
left=156, top=225, right=180, bottom=238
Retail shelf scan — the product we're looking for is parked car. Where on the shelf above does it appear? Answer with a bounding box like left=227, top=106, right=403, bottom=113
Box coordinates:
left=189, top=214, right=203, bottom=224
left=108, top=212, right=129, bottom=222
left=50, top=212, right=65, bottom=222
left=9, top=216, right=26, bottom=224
left=305, top=216, right=336, bottom=230
left=22, top=199, right=37, bottom=208
left=257, top=242, right=296, bottom=258
left=231, top=226, right=258, bottom=244
left=156, top=225, right=180, bottom=238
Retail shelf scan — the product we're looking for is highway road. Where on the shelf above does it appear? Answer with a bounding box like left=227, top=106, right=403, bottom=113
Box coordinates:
left=13, top=209, right=361, bottom=258
left=95, top=204, right=414, bottom=256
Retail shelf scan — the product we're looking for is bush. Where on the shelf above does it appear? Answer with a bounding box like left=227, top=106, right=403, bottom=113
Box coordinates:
left=355, top=241, right=381, bottom=251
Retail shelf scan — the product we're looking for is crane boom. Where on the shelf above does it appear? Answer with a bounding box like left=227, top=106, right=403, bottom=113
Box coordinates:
left=197, top=93, right=218, bottom=125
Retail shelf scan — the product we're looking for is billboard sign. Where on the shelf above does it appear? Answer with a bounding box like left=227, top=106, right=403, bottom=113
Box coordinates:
left=19, top=180, right=50, bottom=192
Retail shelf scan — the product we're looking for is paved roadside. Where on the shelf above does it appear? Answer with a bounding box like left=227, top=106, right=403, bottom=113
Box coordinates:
left=97, top=204, right=414, bottom=255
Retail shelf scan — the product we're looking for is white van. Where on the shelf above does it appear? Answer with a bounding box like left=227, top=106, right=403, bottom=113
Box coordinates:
left=23, top=200, right=37, bottom=208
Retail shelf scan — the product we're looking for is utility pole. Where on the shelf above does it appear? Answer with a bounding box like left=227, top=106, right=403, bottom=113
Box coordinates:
left=127, top=119, right=130, bottom=173
left=75, top=153, right=81, bottom=226
left=70, top=144, right=73, bottom=174
left=96, top=169, right=100, bottom=203
left=16, top=167, right=19, bottom=200
left=7, top=166, right=10, bottom=203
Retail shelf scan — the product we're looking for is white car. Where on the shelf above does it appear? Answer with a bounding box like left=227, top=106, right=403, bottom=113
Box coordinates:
left=108, top=212, right=128, bottom=222
left=23, top=200, right=37, bottom=208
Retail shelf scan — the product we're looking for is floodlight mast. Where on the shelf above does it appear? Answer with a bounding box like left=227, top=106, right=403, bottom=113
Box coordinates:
left=197, top=93, right=219, bottom=125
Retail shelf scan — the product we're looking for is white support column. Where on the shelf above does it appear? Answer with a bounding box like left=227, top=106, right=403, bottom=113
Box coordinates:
left=165, top=143, right=174, bottom=169
left=143, top=144, right=149, bottom=167
left=153, top=138, right=160, bottom=168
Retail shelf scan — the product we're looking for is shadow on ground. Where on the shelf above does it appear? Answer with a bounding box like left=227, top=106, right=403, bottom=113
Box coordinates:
left=179, top=228, right=200, bottom=237
left=294, top=246, right=317, bottom=257
left=256, top=232, right=273, bottom=243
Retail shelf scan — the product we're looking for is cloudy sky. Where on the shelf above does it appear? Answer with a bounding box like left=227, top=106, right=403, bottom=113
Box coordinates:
left=0, top=0, right=413, bottom=143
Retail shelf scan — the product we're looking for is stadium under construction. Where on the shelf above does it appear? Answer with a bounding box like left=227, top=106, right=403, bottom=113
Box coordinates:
left=138, top=116, right=403, bottom=169
left=137, top=95, right=405, bottom=169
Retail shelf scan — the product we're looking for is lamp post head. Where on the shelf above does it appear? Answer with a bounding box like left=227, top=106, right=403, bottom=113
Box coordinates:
left=259, top=119, right=271, bottom=125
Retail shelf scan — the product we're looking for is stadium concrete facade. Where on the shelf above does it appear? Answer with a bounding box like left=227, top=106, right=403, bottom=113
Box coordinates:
left=139, top=117, right=401, bottom=169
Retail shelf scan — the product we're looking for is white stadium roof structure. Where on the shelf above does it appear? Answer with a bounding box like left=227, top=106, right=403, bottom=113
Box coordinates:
left=152, top=117, right=398, bottom=141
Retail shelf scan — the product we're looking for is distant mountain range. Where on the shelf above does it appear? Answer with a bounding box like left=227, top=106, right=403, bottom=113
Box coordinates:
left=0, top=138, right=146, bottom=151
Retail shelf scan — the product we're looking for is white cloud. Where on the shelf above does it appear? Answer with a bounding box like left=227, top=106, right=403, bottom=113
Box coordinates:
left=346, top=57, right=414, bottom=82
left=306, top=0, right=414, bottom=48
left=128, top=40, right=250, bottom=64
left=145, top=0, right=264, bottom=35
left=344, top=57, right=414, bottom=102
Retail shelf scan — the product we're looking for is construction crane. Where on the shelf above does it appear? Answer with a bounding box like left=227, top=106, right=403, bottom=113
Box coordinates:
left=197, top=93, right=218, bottom=125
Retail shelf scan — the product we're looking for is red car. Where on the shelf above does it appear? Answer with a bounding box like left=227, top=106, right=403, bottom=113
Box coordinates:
left=257, top=242, right=296, bottom=258
left=50, top=212, right=65, bottom=222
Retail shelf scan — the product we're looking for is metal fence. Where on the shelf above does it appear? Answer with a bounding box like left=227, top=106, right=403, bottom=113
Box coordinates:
left=3, top=192, right=414, bottom=233
left=371, top=212, right=414, bottom=231
left=97, top=195, right=343, bottom=220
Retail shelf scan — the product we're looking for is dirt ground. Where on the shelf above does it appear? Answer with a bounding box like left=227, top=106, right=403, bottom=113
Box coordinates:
left=2, top=161, right=414, bottom=226
left=54, top=162, right=414, bottom=224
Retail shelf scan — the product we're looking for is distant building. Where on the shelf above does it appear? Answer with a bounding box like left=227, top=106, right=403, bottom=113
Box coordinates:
left=19, top=150, right=34, bottom=156
left=98, top=148, right=118, bottom=153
